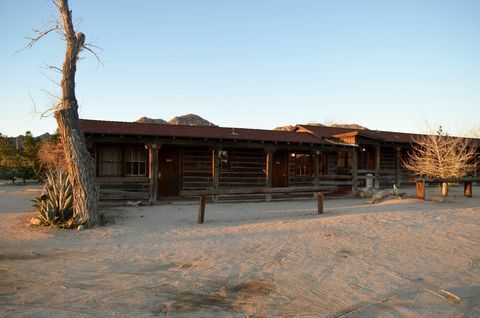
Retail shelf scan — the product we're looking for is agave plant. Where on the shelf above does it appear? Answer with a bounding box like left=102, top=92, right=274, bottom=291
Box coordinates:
left=32, top=170, right=74, bottom=227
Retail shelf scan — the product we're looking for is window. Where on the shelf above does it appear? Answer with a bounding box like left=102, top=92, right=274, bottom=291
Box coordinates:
left=125, top=147, right=147, bottom=176
left=98, top=147, right=121, bottom=177
left=294, top=153, right=314, bottom=176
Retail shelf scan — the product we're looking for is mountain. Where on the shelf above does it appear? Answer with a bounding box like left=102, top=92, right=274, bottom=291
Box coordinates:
left=135, top=117, right=168, bottom=124
left=329, top=123, right=368, bottom=130
left=135, top=114, right=216, bottom=127
left=274, top=125, right=296, bottom=131
left=168, top=114, right=216, bottom=126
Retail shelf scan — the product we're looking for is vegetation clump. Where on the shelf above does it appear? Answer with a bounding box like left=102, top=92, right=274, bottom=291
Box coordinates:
left=32, top=170, right=75, bottom=228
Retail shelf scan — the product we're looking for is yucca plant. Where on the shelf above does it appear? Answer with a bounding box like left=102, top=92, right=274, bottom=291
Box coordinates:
left=32, top=170, right=74, bottom=228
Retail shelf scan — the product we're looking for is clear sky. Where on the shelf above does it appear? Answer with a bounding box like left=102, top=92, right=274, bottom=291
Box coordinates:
left=1, top=0, right=479, bottom=137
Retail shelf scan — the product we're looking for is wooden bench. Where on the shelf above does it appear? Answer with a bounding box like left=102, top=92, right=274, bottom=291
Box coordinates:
left=181, top=187, right=326, bottom=224
left=415, top=178, right=478, bottom=200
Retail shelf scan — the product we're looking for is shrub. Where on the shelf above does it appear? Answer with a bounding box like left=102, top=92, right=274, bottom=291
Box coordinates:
left=32, top=170, right=74, bottom=228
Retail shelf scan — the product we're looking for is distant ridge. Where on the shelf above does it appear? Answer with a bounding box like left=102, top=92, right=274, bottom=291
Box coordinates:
left=135, top=114, right=216, bottom=127
left=329, top=123, right=368, bottom=130
left=135, top=117, right=167, bottom=124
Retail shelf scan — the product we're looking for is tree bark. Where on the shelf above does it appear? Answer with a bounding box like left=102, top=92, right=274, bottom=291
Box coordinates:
left=54, top=0, right=98, bottom=227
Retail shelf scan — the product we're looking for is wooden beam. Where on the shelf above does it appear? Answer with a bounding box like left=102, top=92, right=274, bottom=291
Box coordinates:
left=181, top=186, right=329, bottom=197
left=464, top=181, right=472, bottom=198
left=351, top=148, right=358, bottom=192
left=416, top=180, right=425, bottom=200
left=374, top=145, right=380, bottom=189
left=212, top=148, right=220, bottom=202
left=314, top=152, right=320, bottom=188
left=197, top=195, right=206, bottom=224
left=266, top=150, right=273, bottom=201
left=317, top=192, right=324, bottom=214
left=148, top=146, right=158, bottom=204
left=395, top=146, right=401, bottom=186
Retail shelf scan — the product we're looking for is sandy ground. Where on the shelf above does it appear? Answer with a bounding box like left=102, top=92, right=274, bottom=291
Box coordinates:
left=1, top=184, right=480, bottom=317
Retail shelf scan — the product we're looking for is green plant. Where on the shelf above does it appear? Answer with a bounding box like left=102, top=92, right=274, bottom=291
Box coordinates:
left=32, top=170, right=74, bottom=228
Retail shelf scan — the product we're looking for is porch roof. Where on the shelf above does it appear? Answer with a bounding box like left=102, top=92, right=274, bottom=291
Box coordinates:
left=297, top=125, right=424, bottom=144
left=80, top=119, right=328, bottom=145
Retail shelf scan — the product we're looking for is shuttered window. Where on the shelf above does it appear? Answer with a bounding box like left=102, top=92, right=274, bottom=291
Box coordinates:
left=98, top=147, right=121, bottom=177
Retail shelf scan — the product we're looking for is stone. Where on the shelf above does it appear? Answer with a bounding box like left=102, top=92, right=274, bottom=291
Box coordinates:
left=77, top=224, right=85, bottom=231
left=30, top=217, right=42, bottom=226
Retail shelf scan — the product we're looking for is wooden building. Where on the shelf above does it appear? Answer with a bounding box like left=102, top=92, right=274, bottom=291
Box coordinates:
left=79, top=119, right=479, bottom=203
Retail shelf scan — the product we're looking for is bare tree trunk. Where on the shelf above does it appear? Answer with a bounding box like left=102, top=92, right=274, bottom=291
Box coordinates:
left=54, top=0, right=98, bottom=227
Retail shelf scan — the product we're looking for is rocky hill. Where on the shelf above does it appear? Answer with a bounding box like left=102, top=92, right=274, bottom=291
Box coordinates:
left=330, top=123, right=368, bottom=130
left=274, top=125, right=296, bottom=131
left=135, top=117, right=167, bottom=124
left=168, top=114, right=216, bottom=126
left=136, top=114, right=216, bottom=127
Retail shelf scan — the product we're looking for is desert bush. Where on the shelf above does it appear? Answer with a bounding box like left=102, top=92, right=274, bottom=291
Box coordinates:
left=32, top=170, right=74, bottom=228
left=37, top=139, right=66, bottom=174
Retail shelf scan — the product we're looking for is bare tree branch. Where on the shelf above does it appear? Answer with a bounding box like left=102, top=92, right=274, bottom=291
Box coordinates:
left=404, top=127, right=477, bottom=180
left=82, top=44, right=104, bottom=68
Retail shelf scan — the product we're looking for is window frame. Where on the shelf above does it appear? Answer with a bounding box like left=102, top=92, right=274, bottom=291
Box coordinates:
left=98, top=146, right=122, bottom=177
left=125, top=146, right=148, bottom=177
left=294, top=153, right=314, bottom=177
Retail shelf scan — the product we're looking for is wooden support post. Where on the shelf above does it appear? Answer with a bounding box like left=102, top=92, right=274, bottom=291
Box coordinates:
left=314, top=151, right=320, bottom=188
left=416, top=180, right=425, bottom=200
left=212, top=148, right=220, bottom=203
left=395, top=146, right=401, bottom=186
left=441, top=182, right=448, bottom=197
left=352, top=148, right=358, bottom=192
left=317, top=192, right=324, bottom=214
left=266, top=150, right=273, bottom=201
left=148, top=146, right=158, bottom=204
left=374, top=145, right=380, bottom=189
left=464, top=181, right=472, bottom=198
left=198, top=195, right=206, bottom=224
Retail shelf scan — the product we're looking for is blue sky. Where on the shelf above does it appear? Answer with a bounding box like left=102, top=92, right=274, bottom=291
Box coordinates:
left=1, top=0, right=479, bottom=137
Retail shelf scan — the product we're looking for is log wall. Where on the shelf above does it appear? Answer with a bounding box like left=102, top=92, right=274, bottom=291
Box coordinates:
left=181, top=147, right=213, bottom=191
left=219, top=148, right=266, bottom=188
left=379, top=147, right=396, bottom=186
left=97, top=177, right=149, bottom=202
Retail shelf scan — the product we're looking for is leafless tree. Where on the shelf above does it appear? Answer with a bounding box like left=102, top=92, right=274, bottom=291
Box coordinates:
left=404, top=126, right=477, bottom=196
left=25, top=0, right=99, bottom=227
left=38, top=139, right=67, bottom=173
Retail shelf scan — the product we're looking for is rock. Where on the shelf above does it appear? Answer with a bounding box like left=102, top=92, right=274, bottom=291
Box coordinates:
left=77, top=224, right=85, bottom=231
left=127, top=200, right=142, bottom=206
left=366, top=193, right=385, bottom=204
left=30, top=217, right=42, bottom=226
left=356, top=188, right=374, bottom=198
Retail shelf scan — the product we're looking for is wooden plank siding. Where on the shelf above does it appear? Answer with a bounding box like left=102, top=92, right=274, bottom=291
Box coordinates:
left=379, top=146, right=396, bottom=187
left=219, top=148, right=266, bottom=188
left=398, top=148, right=415, bottom=184
left=97, top=177, right=150, bottom=201
left=181, top=147, right=213, bottom=191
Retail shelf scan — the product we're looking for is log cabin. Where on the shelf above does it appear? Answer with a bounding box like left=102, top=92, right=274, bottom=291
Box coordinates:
left=79, top=119, right=480, bottom=203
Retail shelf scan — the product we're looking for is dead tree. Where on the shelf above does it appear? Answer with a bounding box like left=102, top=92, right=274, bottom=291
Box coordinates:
left=404, top=127, right=477, bottom=196
left=27, top=0, right=99, bottom=226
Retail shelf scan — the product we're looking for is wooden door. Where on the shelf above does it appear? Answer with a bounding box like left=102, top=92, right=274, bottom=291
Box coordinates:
left=158, top=148, right=181, bottom=197
left=272, top=150, right=288, bottom=187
